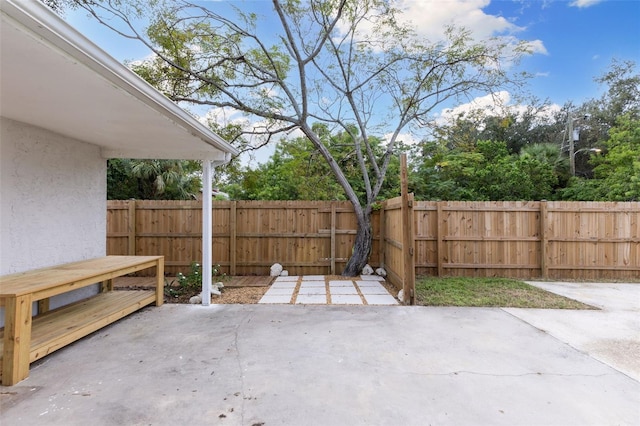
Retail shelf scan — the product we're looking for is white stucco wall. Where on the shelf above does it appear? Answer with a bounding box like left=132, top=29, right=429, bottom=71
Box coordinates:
left=0, top=117, right=107, bottom=320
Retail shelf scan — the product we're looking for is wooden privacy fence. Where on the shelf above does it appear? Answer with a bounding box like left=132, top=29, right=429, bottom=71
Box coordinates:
left=414, top=201, right=639, bottom=280
left=107, top=200, right=382, bottom=277
left=107, top=200, right=639, bottom=281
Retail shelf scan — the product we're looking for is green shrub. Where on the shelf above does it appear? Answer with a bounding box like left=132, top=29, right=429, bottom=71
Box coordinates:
left=164, top=261, right=226, bottom=298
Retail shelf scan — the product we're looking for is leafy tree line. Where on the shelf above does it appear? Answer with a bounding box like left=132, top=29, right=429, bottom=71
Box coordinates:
left=103, top=59, right=639, bottom=204
left=220, top=60, right=639, bottom=202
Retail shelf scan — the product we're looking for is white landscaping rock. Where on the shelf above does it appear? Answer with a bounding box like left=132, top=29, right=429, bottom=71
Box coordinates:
left=270, top=263, right=283, bottom=276
left=210, top=282, right=224, bottom=296
left=281, top=270, right=289, bottom=276
left=189, top=295, right=202, bottom=304
left=397, top=289, right=404, bottom=303
left=375, top=267, right=387, bottom=277
left=361, top=264, right=374, bottom=275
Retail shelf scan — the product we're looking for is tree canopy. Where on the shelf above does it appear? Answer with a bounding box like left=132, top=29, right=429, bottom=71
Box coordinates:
left=79, top=0, right=531, bottom=275
left=107, top=159, right=201, bottom=200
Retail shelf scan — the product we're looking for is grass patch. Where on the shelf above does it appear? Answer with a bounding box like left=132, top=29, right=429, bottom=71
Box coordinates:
left=415, top=277, right=596, bottom=309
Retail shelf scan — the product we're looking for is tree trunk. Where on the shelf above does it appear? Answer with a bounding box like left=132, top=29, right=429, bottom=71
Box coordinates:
left=342, top=208, right=372, bottom=276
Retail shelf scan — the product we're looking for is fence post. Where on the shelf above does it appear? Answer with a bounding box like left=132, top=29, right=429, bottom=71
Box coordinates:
left=436, top=201, right=444, bottom=277
left=540, top=201, right=548, bottom=279
left=127, top=200, right=136, bottom=255
left=330, top=201, right=336, bottom=275
left=230, top=201, right=237, bottom=276
left=400, top=154, right=415, bottom=305
left=378, top=202, right=386, bottom=271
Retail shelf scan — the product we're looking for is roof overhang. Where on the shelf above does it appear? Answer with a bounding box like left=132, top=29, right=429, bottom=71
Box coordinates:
left=0, top=0, right=239, bottom=161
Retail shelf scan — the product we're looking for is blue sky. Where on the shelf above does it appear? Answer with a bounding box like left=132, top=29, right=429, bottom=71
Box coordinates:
left=66, top=0, right=640, bottom=106
left=488, top=0, right=640, bottom=105
left=64, top=0, right=640, bottom=159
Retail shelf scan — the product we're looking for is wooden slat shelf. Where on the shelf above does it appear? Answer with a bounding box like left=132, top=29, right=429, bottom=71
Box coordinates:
left=0, top=290, right=155, bottom=375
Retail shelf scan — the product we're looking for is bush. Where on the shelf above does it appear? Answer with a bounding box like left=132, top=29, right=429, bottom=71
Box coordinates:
left=164, top=261, right=226, bottom=298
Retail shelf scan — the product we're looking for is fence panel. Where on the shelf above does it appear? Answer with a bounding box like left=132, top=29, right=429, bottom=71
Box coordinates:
left=107, top=200, right=639, bottom=280
left=107, top=200, right=365, bottom=276
left=234, top=201, right=331, bottom=275
left=432, top=201, right=541, bottom=278
left=544, top=201, right=640, bottom=280
left=414, top=202, right=438, bottom=276
left=381, top=197, right=404, bottom=289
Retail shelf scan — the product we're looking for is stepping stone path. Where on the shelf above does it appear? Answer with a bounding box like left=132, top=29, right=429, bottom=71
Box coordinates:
left=259, top=275, right=399, bottom=305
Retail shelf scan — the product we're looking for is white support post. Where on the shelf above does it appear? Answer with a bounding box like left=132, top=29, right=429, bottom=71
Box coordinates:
left=201, top=159, right=213, bottom=306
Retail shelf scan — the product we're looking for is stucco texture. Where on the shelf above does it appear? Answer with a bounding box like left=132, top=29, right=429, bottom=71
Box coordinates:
left=1, top=117, right=107, bottom=317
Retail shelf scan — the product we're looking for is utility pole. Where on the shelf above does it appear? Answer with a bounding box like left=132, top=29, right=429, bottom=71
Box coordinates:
left=568, top=112, right=576, bottom=176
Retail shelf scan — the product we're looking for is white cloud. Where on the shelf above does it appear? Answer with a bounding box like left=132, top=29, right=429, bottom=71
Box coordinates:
left=395, top=0, right=514, bottom=41
left=435, top=91, right=561, bottom=127
left=384, top=132, right=420, bottom=146
left=198, top=107, right=307, bottom=166
left=569, top=0, right=603, bottom=8
left=436, top=91, right=511, bottom=123
left=522, top=39, right=548, bottom=55
left=337, top=0, right=547, bottom=64
left=397, top=1, right=538, bottom=42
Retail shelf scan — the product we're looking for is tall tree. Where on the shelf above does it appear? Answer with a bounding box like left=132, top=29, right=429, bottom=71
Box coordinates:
left=412, top=139, right=558, bottom=201
left=590, top=115, right=640, bottom=201
left=566, top=61, right=639, bottom=177
left=519, top=143, right=570, bottom=190
left=78, top=0, right=531, bottom=275
left=431, top=101, right=564, bottom=155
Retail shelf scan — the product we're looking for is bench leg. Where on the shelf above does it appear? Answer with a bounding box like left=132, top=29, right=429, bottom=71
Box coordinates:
left=2, top=295, right=33, bottom=386
left=37, top=298, right=50, bottom=315
left=101, top=279, right=113, bottom=293
left=155, top=257, right=164, bottom=306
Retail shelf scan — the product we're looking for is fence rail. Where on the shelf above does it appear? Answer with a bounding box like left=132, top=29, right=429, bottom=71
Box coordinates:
left=107, top=200, right=639, bottom=281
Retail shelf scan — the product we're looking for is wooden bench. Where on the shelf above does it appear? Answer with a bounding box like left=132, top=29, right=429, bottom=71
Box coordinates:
left=0, top=255, right=164, bottom=386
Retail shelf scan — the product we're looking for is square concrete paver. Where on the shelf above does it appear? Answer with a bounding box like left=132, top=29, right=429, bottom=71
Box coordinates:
left=328, top=280, right=354, bottom=287
left=357, top=284, right=388, bottom=295
left=359, top=275, right=385, bottom=281
left=302, top=275, right=325, bottom=280
left=295, top=294, right=328, bottom=304
left=299, top=280, right=325, bottom=287
left=263, top=288, right=296, bottom=296
left=258, top=294, right=293, bottom=304
left=274, top=276, right=298, bottom=282
left=363, top=294, right=398, bottom=305
left=271, top=282, right=298, bottom=289
left=356, top=280, right=385, bottom=287
left=330, top=286, right=358, bottom=295
left=298, top=286, right=326, bottom=295
left=331, top=294, right=363, bottom=304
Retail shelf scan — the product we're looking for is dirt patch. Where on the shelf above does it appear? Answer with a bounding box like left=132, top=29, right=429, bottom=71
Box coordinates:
left=116, top=275, right=399, bottom=305
left=160, top=275, right=272, bottom=304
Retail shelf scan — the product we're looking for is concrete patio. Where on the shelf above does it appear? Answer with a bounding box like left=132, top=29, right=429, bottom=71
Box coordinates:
left=1, top=282, right=638, bottom=425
